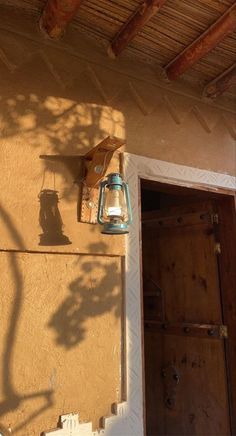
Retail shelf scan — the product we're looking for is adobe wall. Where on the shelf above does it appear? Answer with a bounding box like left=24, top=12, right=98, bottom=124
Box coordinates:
left=0, top=6, right=235, bottom=435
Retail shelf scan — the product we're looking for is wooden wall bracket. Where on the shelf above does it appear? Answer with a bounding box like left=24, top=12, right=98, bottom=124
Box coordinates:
left=78, top=136, right=125, bottom=224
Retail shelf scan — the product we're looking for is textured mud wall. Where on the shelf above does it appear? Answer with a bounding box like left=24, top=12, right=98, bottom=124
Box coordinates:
left=0, top=5, right=235, bottom=435
left=0, top=253, right=122, bottom=435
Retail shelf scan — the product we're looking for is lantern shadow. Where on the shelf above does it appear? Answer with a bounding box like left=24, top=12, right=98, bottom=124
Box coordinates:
left=38, top=189, right=71, bottom=246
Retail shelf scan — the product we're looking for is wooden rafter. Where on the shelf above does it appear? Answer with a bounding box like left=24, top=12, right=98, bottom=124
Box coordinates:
left=108, top=0, right=167, bottom=58
left=40, top=0, right=82, bottom=39
left=203, top=63, right=236, bottom=98
left=165, top=3, right=236, bottom=81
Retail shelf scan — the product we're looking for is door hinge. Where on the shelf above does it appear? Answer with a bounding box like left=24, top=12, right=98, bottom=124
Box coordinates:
left=215, top=242, right=221, bottom=254
left=145, top=321, right=227, bottom=339
left=211, top=213, right=219, bottom=224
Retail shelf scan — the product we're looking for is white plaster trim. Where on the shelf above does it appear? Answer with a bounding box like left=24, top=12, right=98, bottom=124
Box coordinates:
left=43, top=154, right=236, bottom=436
left=43, top=413, right=104, bottom=435
left=120, top=153, right=236, bottom=436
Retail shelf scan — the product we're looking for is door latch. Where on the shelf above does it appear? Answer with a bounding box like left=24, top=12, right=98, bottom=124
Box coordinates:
left=215, top=243, right=221, bottom=254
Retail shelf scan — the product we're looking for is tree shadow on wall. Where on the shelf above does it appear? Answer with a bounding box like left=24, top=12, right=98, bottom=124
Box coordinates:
left=0, top=203, right=54, bottom=434
left=0, top=92, right=124, bottom=201
left=0, top=64, right=125, bottom=432
left=1, top=95, right=109, bottom=153
left=48, top=243, right=121, bottom=348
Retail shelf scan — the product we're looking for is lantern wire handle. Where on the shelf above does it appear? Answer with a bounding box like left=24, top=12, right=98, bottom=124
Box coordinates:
left=38, top=163, right=56, bottom=198
left=97, top=179, right=108, bottom=224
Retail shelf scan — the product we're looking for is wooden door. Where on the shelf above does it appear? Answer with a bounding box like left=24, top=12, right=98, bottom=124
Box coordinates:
left=142, top=200, right=231, bottom=436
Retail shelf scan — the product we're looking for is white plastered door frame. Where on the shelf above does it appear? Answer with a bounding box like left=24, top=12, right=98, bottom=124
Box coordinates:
left=118, top=152, right=236, bottom=436
left=43, top=152, right=236, bottom=436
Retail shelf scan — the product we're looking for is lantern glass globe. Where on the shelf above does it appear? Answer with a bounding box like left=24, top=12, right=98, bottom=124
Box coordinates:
left=104, top=188, right=127, bottom=220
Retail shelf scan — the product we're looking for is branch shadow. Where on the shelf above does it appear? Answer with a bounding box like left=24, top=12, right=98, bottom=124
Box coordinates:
left=0, top=91, right=124, bottom=201
left=48, top=247, right=121, bottom=348
left=0, top=203, right=54, bottom=433
left=0, top=53, right=125, bottom=433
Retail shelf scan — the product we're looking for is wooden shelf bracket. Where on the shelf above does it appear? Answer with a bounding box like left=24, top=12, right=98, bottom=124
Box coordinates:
left=78, top=136, right=125, bottom=224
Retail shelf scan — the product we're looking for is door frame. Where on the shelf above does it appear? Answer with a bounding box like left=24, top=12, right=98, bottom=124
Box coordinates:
left=120, top=152, right=236, bottom=436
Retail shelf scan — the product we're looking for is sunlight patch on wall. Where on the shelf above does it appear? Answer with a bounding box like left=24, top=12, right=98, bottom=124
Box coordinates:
left=0, top=95, right=125, bottom=155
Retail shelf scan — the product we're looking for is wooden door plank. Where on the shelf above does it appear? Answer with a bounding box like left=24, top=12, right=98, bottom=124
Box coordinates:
left=216, top=196, right=236, bottom=433
left=157, top=220, right=222, bottom=324
left=144, top=331, right=230, bottom=436
left=142, top=199, right=231, bottom=436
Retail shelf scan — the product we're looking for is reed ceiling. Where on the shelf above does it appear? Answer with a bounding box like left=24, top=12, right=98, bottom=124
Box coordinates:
left=2, top=0, right=236, bottom=100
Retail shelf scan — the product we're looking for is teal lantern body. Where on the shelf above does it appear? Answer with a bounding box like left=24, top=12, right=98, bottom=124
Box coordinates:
left=97, top=173, right=132, bottom=234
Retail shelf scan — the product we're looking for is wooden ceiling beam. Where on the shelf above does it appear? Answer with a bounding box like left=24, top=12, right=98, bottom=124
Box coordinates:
left=203, top=63, right=236, bottom=98
left=165, top=3, right=236, bottom=81
left=40, top=0, right=82, bottom=39
left=108, top=0, right=167, bottom=58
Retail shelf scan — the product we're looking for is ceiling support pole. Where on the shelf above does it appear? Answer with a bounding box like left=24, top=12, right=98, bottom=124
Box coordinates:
left=108, top=0, right=167, bottom=58
left=203, top=63, right=236, bottom=98
left=40, top=0, right=82, bottom=39
left=165, top=3, right=236, bottom=81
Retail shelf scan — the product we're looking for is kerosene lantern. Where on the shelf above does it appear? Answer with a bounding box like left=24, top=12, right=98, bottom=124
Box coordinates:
left=97, top=173, right=132, bottom=234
